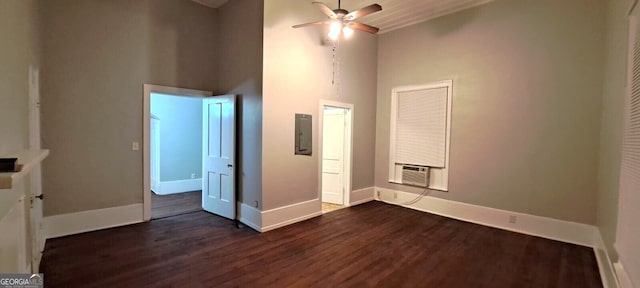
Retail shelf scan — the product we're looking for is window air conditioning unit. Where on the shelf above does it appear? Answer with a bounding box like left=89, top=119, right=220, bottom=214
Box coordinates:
left=401, top=165, right=429, bottom=187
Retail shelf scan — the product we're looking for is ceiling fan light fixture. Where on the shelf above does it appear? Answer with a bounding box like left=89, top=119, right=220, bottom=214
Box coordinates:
left=329, top=21, right=342, bottom=34
left=328, top=21, right=342, bottom=40
left=293, top=1, right=382, bottom=39
left=342, top=26, right=354, bottom=38
left=328, top=30, right=340, bottom=40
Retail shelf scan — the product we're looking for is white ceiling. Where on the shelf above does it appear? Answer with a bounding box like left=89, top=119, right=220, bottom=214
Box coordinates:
left=193, top=0, right=494, bottom=34
left=309, top=0, right=494, bottom=34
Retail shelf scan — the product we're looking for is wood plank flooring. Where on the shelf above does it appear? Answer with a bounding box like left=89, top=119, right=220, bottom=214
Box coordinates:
left=40, top=201, right=602, bottom=287
left=151, top=190, right=201, bottom=219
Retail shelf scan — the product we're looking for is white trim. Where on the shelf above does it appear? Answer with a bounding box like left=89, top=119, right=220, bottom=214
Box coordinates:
left=0, top=196, right=28, bottom=273
left=593, top=229, right=621, bottom=288
left=237, top=202, right=262, bottom=232
left=318, top=100, right=354, bottom=206
left=152, top=178, right=202, bottom=195
left=28, top=65, right=40, bottom=150
left=143, top=84, right=212, bottom=221
left=43, top=204, right=144, bottom=239
left=388, top=80, right=453, bottom=191
left=0, top=150, right=49, bottom=189
left=378, top=0, right=494, bottom=34
left=17, top=196, right=27, bottom=273
left=349, top=187, right=375, bottom=206
left=150, top=116, right=160, bottom=193
left=261, top=199, right=322, bottom=232
left=615, top=261, right=633, bottom=288
left=375, top=187, right=595, bottom=247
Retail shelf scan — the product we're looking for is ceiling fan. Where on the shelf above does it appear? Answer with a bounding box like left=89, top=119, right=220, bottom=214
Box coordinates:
left=292, top=1, right=383, bottom=40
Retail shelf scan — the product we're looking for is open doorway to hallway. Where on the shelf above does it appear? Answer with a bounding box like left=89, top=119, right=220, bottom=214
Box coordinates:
left=150, top=92, right=203, bottom=219
left=319, top=101, right=353, bottom=214
left=143, top=84, right=237, bottom=222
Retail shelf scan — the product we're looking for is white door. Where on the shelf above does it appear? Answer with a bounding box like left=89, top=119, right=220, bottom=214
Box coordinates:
left=202, top=95, right=236, bottom=219
left=322, top=108, right=346, bottom=205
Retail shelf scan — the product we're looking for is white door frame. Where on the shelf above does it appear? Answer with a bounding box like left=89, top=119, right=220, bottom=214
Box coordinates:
left=318, top=100, right=354, bottom=207
left=143, top=84, right=212, bottom=221
left=149, top=115, right=161, bottom=193
left=28, top=65, right=44, bottom=272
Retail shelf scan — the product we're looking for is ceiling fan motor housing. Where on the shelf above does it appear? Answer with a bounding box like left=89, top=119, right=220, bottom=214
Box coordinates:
left=334, top=8, right=349, bottom=17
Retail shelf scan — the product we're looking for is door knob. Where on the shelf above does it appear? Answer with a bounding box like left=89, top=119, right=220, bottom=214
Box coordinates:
left=227, top=164, right=233, bottom=168
left=35, top=194, right=44, bottom=200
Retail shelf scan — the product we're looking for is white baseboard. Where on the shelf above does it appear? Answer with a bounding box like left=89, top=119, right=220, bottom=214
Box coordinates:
left=239, top=188, right=373, bottom=233
left=261, top=198, right=322, bottom=232
left=153, top=178, right=202, bottom=195
left=237, top=202, right=262, bottom=232
left=377, top=187, right=622, bottom=286
left=614, top=261, right=632, bottom=288
left=151, top=179, right=159, bottom=194
left=375, top=187, right=595, bottom=247
left=349, top=187, right=375, bottom=206
left=44, top=204, right=144, bottom=239
left=593, top=229, right=620, bottom=288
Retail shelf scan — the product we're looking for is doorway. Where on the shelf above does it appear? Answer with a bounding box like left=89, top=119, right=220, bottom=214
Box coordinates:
left=319, top=100, right=353, bottom=214
left=149, top=92, right=203, bottom=219
left=143, top=85, right=237, bottom=222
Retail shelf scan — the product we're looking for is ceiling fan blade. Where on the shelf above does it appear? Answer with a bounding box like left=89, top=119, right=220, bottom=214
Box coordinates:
left=312, top=2, right=337, bottom=19
left=344, top=4, right=382, bottom=21
left=292, top=21, right=328, bottom=29
left=348, top=22, right=380, bottom=34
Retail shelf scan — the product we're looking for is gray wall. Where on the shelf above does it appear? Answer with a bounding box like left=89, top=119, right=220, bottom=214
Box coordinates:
left=40, top=0, right=218, bottom=216
left=0, top=0, right=40, bottom=217
left=0, top=0, right=39, bottom=156
left=375, top=0, right=606, bottom=224
left=151, top=93, right=203, bottom=181
left=598, top=0, right=631, bottom=261
left=217, top=0, right=264, bottom=208
left=262, top=0, right=378, bottom=210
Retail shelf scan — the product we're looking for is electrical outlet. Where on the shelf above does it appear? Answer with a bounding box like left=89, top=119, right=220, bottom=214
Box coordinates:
left=132, top=142, right=139, bottom=151
left=377, top=190, right=380, bottom=198
left=191, top=173, right=196, bottom=179
left=509, top=215, right=517, bottom=224
left=254, top=201, right=259, bottom=208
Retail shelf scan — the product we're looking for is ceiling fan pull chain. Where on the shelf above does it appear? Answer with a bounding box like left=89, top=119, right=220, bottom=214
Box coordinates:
left=335, top=40, right=341, bottom=97
left=332, top=43, right=336, bottom=85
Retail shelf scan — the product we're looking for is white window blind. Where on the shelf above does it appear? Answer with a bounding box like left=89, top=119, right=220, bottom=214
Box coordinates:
left=394, top=87, right=448, bottom=167
left=615, top=9, right=640, bottom=288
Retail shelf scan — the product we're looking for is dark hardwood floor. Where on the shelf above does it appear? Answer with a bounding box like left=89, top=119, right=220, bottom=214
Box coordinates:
left=151, top=190, right=201, bottom=219
left=40, top=201, right=602, bottom=287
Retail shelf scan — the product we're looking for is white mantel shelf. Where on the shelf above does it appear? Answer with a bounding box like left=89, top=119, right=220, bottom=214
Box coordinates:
left=0, top=149, right=49, bottom=189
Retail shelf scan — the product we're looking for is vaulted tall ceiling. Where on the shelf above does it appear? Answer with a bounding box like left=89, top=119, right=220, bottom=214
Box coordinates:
left=336, top=0, right=494, bottom=33
left=193, top=0, right=494, bottom=34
